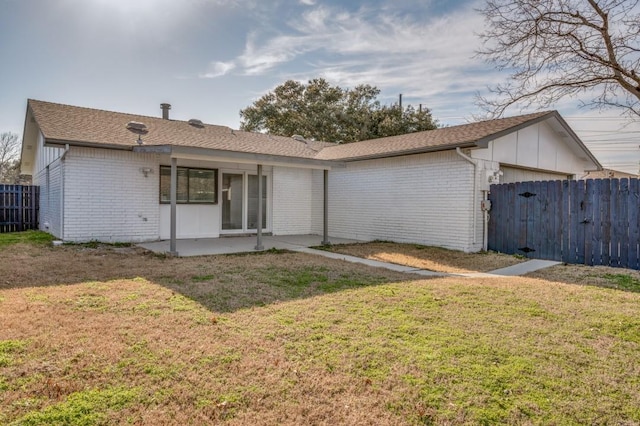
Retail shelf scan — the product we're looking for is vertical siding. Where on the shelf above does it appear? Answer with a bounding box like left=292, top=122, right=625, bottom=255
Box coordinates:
left=46, top=160, right=63, bottom=238
left=63, top=148, right=160, bottom=242
left=32, top=131, right=64, bottom=238
left=272, top=166, right=313, bottom=235
left=500, top=166, right=570, bottom=183
left=328, top=151, right=479, bottom=252
left=471, top=121, right=593, bottom=176
left=33, top=132, right=63, bottom=179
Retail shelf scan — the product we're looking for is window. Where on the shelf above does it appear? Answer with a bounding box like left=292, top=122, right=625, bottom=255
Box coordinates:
left=160, top=166, right=217, bottom=204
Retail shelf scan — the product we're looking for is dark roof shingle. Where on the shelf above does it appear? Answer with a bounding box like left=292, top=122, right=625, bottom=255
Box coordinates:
left=28, top=100, right=570, bottom=163
left=315, top=111, right=553, bottom=161
left=28, top=99, right=333, bottom=160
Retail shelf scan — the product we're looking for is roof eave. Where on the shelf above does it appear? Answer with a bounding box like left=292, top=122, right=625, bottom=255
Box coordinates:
left=336, top=142, right=478, bottom=162
left=44, top=138, right=135, bottom=151
left=135, top=144, right=346, bottom=169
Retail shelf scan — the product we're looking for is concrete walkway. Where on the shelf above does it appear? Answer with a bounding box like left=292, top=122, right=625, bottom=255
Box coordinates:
left=138, top=235, right=560, bottom=278
left=292, top=246, right=560, bottom=278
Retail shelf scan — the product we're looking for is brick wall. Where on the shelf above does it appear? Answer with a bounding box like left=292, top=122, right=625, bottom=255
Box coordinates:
left=326, top=151, right=480, bottom=252
left=62, top=148, right=160, bottom=242
left=272, top=166, right=313, bottom=235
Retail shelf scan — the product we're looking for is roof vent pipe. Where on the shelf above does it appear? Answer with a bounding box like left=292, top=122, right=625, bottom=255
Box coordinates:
left=160, top=103, right=171, bottom=120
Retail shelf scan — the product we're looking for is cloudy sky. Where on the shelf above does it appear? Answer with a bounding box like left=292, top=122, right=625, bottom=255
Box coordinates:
left=1, top=0, right=638, bottom=173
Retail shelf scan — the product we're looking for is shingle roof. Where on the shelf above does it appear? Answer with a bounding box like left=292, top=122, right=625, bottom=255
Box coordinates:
left=315, top=111, right=553, bottom=161
left=27, top=100, right=569, bottom=164
left=28, top=99, right=333, bottom=160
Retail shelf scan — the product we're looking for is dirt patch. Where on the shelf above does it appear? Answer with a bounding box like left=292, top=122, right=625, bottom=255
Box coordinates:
left=321, top=241, right=526, bottom=273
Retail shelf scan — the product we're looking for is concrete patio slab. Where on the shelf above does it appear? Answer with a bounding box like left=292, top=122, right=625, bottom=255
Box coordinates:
left=138, top=235, right=363, bottom=257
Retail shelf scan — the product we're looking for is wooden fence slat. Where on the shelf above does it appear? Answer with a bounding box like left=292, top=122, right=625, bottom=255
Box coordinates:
left=536, top=181, right=548, bottom=259
left=591, top=180, right=603, bottom=266
left=609, top=179, right=620, bottom=267
left=584, top=179, right=595, bottom=265
left=618, top=179, right=629, bottom=269
left=628, top=179, right=640, bottom=270
left=601, top=180, right=612, bottom=266
left=507, top=183, right=517, bottom=255
left=551, top=180, right=563, bottom=261
left=575, top=180, right=586, bottom=265
left=561, top=180, right=571, bottom=263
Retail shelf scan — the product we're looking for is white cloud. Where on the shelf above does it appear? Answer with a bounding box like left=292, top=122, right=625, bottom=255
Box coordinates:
left=299, top=0, right=316, bottom=5
left=199, top=61, right=237, bottom=78
left=216, top=3, right=488, bottom=98
left=196, top=0, right=506, bottom=123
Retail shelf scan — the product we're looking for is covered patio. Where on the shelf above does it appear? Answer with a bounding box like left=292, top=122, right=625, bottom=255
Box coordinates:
left=138, top=234, right=364, bottom=257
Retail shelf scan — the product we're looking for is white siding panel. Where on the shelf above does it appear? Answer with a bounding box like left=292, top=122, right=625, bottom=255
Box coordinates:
left=538, top=122, right=559, bottom=171
left=272, top=166, right=313, bottom=235
left=472, top=121, right=589, bottom=177
left=329, top=151, right=478, bottom=252
left=33, top=132, right=63, bottom=179
left=501, top=166, right=569, bottom=183
left=159, top=204, right=219, bottom=239
left=63, top=148, right=160, bottom=242
left=36, top=159, right=63, bottom=238
left=515, top=125, right=539, bottom=168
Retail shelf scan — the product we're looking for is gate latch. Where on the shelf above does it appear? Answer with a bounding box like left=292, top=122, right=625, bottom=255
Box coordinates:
left=518, top=192, right=536, bottom=198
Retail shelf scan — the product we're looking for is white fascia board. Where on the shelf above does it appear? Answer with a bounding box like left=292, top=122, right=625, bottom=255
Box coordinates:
left=134, top=145, right=345, bottom=170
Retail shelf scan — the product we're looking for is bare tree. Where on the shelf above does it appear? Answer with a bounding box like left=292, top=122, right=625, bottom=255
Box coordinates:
left=0, top=132, right=21, bottom=184
left=476, top=0, right=640, bottom=117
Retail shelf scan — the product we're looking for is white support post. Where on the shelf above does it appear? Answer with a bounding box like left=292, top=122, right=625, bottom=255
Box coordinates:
left=322, top=169, right=330, bottom=245
left=255, top=164, right=264, bottom=251
left=169, top=157, right=178, bottom=256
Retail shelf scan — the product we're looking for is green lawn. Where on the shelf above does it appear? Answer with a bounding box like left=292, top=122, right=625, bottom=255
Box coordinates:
left=0, top=234, right=639, bottom=425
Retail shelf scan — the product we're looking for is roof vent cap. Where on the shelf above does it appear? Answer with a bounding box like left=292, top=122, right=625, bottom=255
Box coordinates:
left=126, top=121, right=148, bottom=134
left=292, top=134, right=306, bottom=142
left=188, top=118, right=204, bottom=128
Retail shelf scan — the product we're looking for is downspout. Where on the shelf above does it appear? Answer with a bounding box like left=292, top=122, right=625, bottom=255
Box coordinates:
left=60, top=144, right=69, bottom=240
left=455, top=147, right=478, bottom=247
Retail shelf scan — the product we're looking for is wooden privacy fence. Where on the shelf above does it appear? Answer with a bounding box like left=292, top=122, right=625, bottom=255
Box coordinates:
left=0, top=185, right=39, bottom=233
left=488, top=178, right=640, bottom=270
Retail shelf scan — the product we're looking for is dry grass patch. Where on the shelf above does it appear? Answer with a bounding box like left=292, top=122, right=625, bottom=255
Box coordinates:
left=527, top=263, right=640, bottom=292
left=1, top=233, right=639, bottom=425
left=322, top=241, right=525, bottom=273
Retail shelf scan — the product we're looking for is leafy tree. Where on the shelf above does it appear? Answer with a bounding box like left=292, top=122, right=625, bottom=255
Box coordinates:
left=477, top=0, right=640, bottom=117
left=240, top=79, right=437, bottom=143
left=0, top=132, right=22, bottom=184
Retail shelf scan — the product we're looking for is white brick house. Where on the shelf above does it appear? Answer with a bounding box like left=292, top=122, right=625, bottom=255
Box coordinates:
left=20, top=100, right=601, bottom=253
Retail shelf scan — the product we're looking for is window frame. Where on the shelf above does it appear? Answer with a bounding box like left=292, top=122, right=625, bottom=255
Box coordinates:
left=159, top=166, right=218, bottom=204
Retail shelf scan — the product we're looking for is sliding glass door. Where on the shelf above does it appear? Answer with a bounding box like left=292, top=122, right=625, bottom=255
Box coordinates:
left=221, top=172, right=268, bottom=232
left=222, top=173, right=243, bottom=230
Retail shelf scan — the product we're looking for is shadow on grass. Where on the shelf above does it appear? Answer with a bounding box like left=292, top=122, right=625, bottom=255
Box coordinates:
left=0, top=233, right=421, bottom=313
